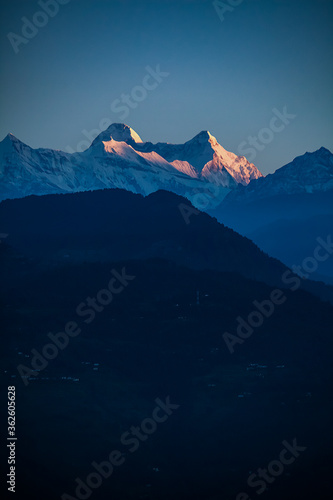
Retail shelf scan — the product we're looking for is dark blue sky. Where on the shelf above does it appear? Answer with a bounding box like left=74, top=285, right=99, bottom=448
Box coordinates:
left=1, top=0, right=332, bottom=174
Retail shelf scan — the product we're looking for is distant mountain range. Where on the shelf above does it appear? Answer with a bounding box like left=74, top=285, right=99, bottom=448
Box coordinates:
left=1, top=123, right=332, bottom=284
left=1, top=123, right=331, bottom=209
left=225, top=147, right=333, bottom=203
left=0, top=123, right=261, bottom=204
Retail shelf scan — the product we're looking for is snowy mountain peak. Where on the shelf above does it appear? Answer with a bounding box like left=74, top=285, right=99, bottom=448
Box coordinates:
left=3, top=133, right=20, bottom=144
left=190, top=130, right=216, bottom=144
left=91, top=123, right=143, bottom=147
left=0, top=133, right=26, bottom=156
left=176, top=130, right=262, bottom=184
left=225, top=147, right=333, bottom=203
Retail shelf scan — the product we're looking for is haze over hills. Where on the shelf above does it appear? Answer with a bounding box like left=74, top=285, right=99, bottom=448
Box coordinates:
left=0, top=123, right=262, bottom=204
left=209, top=147, right=333, bottom=284
left=210, top=146, right=333, bottom=231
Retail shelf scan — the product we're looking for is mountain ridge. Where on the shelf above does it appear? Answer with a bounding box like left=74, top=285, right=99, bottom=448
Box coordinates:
left=224, top=146, right=333, bottom=204
left=0, top=123, right=262, bottom=204
left=1, top=187, right=333, bottom=304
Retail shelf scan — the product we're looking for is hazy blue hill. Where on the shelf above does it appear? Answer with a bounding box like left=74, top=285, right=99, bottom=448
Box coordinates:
left=209, top=190, right=333, bottom=235
left=208, top=190, right=333, bottom=286
left=247, top=214, right=333, bottom=283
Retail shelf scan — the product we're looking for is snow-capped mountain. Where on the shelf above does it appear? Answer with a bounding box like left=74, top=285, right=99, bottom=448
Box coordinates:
left=0, top=123, right=262, bottom=206
left=133, top=129, right=262, bottom=185
left=90, top=123, right=144, bottom=147
left=224, top=147, right=333, bottom=204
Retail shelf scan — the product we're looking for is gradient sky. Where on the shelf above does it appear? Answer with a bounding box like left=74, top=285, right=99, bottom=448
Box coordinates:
left=0, top=0, right=332, bottom=175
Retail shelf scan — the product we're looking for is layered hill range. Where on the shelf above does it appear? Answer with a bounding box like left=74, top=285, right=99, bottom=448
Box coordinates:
left=1, top=188, right=332, bottom=304
left=210, top=147, right=333, bottom=284
left=2, top=191, right=333, bottom=500
left=0, top=123, right=262, bottom=204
